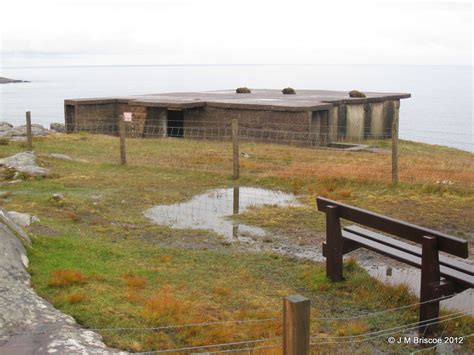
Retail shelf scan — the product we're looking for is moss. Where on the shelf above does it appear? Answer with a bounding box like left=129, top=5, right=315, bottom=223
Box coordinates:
left=282, top=87, right=296, bottom=94
left=236, top=87, right=251, bottom=94
left=349, top=90, right=366, bottom=98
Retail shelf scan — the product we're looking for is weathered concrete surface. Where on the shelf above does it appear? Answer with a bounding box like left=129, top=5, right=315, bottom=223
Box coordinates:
left=0, top=208, right=125, bottom=355
left=66, top=89, right=411, bottom=111
left=0, top=152, right=49, bottom=177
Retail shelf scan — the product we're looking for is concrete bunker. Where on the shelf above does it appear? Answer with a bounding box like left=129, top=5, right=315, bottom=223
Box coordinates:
left=64, top=89, right=410, bottom=146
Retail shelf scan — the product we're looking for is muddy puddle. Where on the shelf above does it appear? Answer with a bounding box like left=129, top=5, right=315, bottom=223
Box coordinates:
left=144, top=187, right=301, bottom=242
left=144, top=187, right=472, bottom=312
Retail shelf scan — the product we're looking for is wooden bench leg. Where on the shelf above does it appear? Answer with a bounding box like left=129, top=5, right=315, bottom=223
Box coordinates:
left=419, top=236, right=440, bottom=335
left=326, top=205, right=343, bottom=281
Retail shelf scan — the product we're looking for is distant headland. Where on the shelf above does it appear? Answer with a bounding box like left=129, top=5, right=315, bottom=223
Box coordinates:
left=0, top=77, right=30, bottom=84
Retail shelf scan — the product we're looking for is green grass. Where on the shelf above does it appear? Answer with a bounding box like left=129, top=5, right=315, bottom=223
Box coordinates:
left=1, top=133, right=473, bottom=352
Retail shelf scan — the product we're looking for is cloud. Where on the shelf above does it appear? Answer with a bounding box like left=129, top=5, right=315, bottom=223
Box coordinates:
left=1, top=0, right=471, bottom=66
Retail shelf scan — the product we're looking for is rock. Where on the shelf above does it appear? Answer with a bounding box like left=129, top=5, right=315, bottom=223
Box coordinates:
left=49, top=153, right=74, bottom=161
left=240, top=151, right=251, bottom=158
left=51, top=193, right=65, bottom=202
left=0, top=152, right=50, bottom=177
left=0, top=130, right=13, bottom=139
left=0, top=122, right=13, bottom=132
left=50, top=123, right=66, bottom=132
left=10, top=124, right=49, bottom=137
left=0, top=209, right=124, bottom=354
left=7, top=211, right=40, bottom=227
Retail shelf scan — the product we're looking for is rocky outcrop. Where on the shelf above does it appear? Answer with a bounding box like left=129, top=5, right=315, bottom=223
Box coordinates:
left=0, top=208, right=124, bottom=354
left=0, top=152, right=50, bottom=177
left=0, top=122, right=50, bottom=141
left=0, top=122, right=13, bottom=132
left=6, top=211, right=40, bottom=227
left=50, top=123, right=66, bottom=132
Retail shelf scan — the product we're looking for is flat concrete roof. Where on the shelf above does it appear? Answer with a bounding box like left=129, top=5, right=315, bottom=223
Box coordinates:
left=65, top=89, right=411, bottom=112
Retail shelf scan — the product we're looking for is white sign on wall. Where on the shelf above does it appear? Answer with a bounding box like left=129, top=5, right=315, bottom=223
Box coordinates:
left=123, top=112, right=133, bottom=122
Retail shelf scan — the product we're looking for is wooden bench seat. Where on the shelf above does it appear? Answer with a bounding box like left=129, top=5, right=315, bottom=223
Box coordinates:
left=344, top=225, right=474, bottom=278
left=316, top=196, right=473, bottom=335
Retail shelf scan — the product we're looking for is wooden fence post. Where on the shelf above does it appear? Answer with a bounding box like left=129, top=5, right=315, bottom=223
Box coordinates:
left=283, top=294, right=310, bottom=355
left=26, top=111, right=33, bottom=151
left=119, top=116, right=127, bottom=165
left=391, top=114, right=399, bottom=184
left=232, top=119, right=239, bottom=179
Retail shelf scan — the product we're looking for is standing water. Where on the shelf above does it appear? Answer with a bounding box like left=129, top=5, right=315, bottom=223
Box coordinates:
left=144, top=187, right=301, bottom=241
left=144, top=187, right=473, bottom=312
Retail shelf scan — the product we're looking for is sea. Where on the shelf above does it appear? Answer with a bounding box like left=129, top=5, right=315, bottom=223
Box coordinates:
left=0, top=64, right=472, bottom=152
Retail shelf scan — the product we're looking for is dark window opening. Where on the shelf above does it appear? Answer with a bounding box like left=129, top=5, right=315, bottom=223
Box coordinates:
left=167, top=110, right=184, bottom=137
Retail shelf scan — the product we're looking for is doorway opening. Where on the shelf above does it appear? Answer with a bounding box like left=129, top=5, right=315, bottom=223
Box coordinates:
left=167, top=110, right=184, bottom=137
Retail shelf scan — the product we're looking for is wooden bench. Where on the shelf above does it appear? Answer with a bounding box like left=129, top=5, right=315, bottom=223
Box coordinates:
left=316, top=196, right=473, bottom=334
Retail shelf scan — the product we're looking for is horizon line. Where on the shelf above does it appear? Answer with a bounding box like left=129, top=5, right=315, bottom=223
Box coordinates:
left=2, top=63, right=473, bottom=70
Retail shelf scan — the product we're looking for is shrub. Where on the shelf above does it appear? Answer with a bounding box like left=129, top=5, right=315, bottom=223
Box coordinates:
left=236, top=87, right=251, bottom=94
left=66, top=212, right=80, bottom=222
left=0, top=138, right=9, bottom=145
left=349, top=90, right=366, bottom=98
left=142, top=285, right=189, bottom=324
left=122, top=273, right=147, bottom=288
left=48, top=269, right=86, bottom=287
left=282, top=87, right=296, bottom=94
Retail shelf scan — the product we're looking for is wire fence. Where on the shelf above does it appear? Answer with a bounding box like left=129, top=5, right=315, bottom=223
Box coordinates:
left=3, top=299, right=473, bottom=353
left=8, top=117, right=472, bottom=189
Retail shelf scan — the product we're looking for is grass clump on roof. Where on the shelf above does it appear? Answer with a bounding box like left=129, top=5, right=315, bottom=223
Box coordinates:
left=236, top=87, right=251, bottom=94
left=349, top=90, right=366, bottom=98
left=282, top=87, right=296, bottom=94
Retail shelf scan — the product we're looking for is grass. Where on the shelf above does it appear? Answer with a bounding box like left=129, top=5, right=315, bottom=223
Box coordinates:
left=1, top=133, right=473, bottom=352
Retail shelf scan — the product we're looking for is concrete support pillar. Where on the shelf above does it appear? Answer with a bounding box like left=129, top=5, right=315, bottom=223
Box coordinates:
left=370, top=102, right=385, bottom=138
left=345, top=104, right=365, bottom=141
left=328, top=106, right=338, bottom=142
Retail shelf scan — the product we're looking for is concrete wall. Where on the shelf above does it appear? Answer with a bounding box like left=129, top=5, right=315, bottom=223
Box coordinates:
left=65, top=99, right=399, bottom=144
left=65, top=102, right=128, bottom=133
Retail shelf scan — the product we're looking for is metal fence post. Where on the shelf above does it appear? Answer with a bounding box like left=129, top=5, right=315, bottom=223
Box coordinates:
left=283, top=294, right=310, bottom=355
left=391, top=116, right=399, bottom=184
left=119, top=116, right=127, bottom=165
left=232, top=119, right=239, bottom=179
left=26, top=111, right=33, bottom=151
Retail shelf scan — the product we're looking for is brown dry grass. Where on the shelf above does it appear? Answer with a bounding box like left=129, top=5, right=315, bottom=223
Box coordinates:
left=64, top=292, right=88, bottom=304
left=48, top=269, right=86, bottom=287
left=122, top=273, right=148, bottom=288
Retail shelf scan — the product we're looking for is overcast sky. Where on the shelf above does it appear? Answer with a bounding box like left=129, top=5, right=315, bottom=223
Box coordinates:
left=0, top=0, right=472, bottom=67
